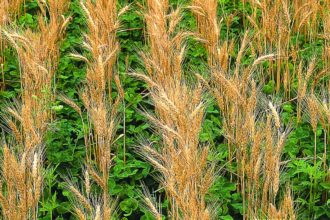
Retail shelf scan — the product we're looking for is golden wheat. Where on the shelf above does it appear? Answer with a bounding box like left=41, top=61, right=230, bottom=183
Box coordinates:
left=0, top=1, right=69, bottom=219
left=132, top=0, right=215, bottom=219
left=65, top=0, right=127, bottom=218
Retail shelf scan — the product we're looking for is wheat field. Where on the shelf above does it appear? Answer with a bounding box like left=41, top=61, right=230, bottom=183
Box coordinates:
left=0, top=0, right=329, bottom=219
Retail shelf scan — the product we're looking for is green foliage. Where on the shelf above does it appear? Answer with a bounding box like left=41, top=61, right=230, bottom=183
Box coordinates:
left=120, top=198, right=139, bottom=216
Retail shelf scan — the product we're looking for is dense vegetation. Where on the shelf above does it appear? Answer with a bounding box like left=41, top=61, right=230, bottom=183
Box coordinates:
left=0, top=0, right=329, bottom=219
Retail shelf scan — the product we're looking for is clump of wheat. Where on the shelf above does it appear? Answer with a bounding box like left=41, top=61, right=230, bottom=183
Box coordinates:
left=3, top=0, right=70, bottom=150
left=304, top=90, right=330, bottom=200
left=0, top=0, right=23, bottom=25
left=246, top=0, right=291, bottom=93
left=306, top=94, right=319, bottom=166
left=0, top=0, right=25, bottom=90
left=319, top=92, right=330, bottom=172
left=293, top=0, right=321, bottom=38
left=0, top=1, right=69, bottom=219
left=323, top=0, right=330, bottom=71
left=244, top=0, right=325, bottom=95
left=191, top=1, right=298, bottom=218
left=132, top=0, right=215, bottom=219
left=297, top=59, right=317, bottom=122
left=65, top=0, right=127, bottom=218
left=0, top=143, right=42, bottom=220
left=190, top=0, right=220, bottom=69
left=140, top=183, right=162, bottom=220
left=268, top=188, right=296, bottom=220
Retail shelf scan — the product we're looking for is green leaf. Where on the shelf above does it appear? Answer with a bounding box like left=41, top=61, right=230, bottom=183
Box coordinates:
left=51, top=105, right=64, bottom=111
left=221, top=215, right=234, bottom=220
left=262, top=80, right=275, bottom=94
left=120, top=198, right=139, bottom=216
left=320, top=182, right=330, bottom=190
